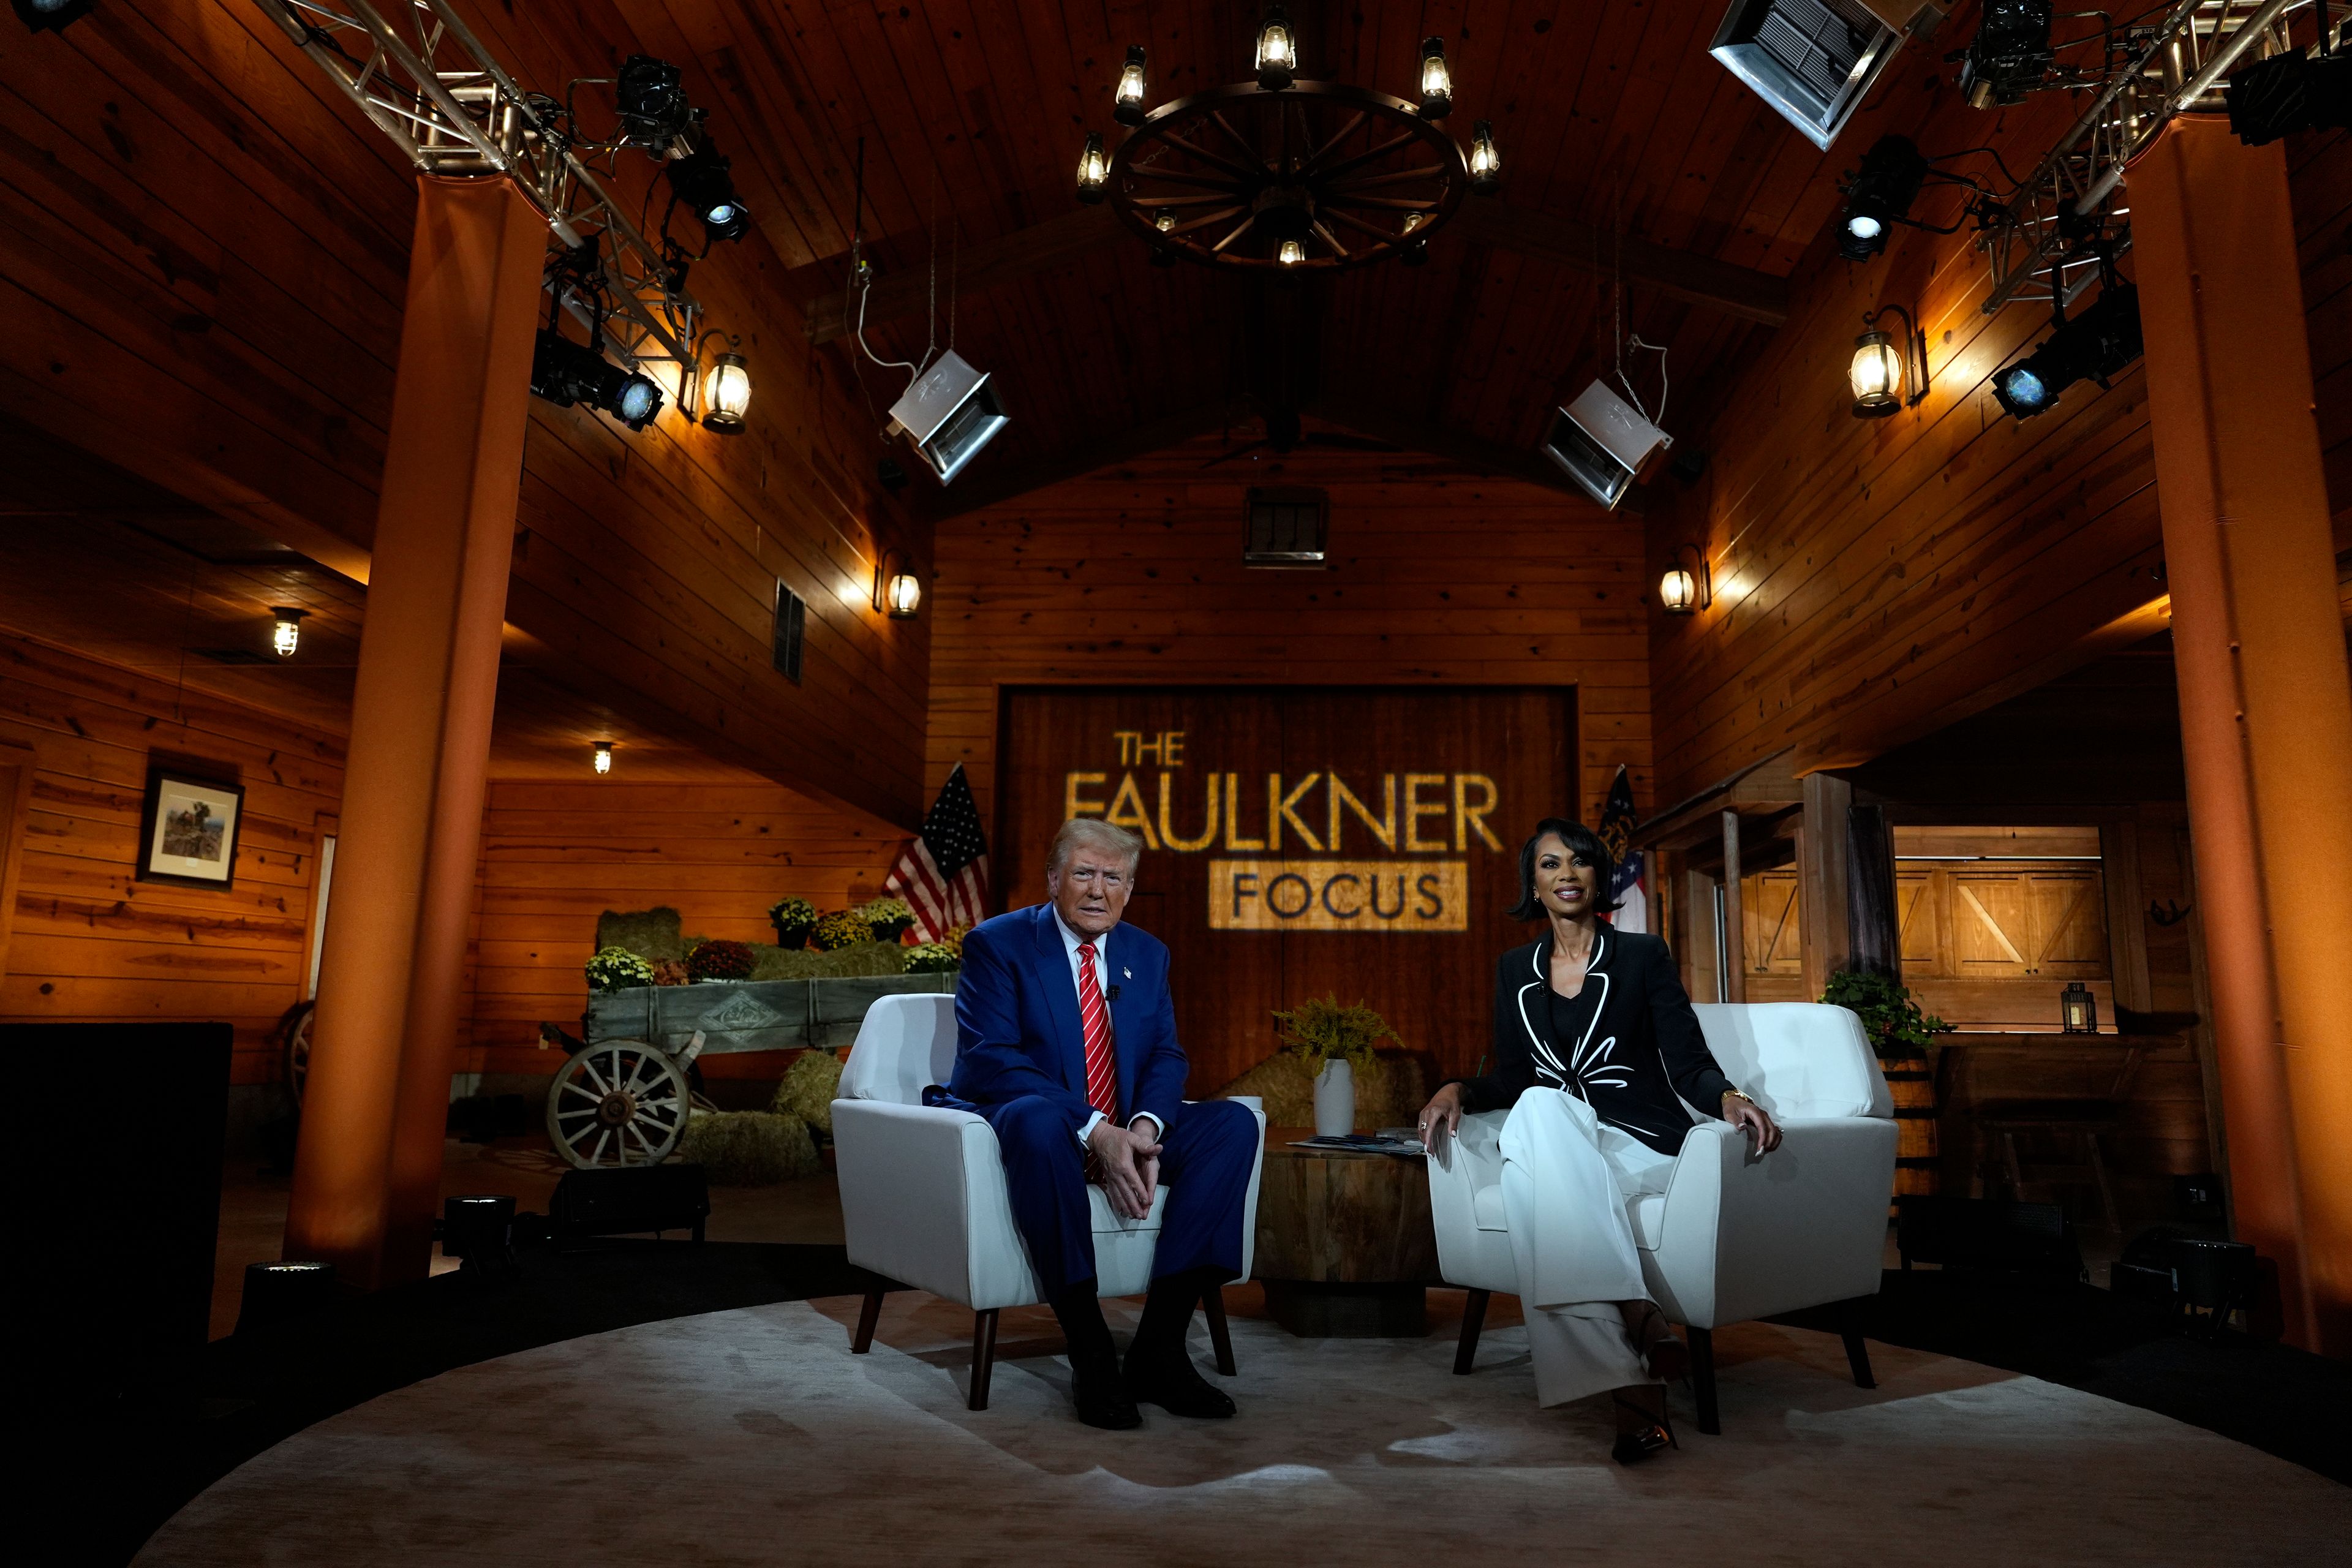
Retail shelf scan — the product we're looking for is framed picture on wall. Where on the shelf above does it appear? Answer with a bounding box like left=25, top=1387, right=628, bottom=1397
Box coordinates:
left=137, top=766, right=246, bottom=889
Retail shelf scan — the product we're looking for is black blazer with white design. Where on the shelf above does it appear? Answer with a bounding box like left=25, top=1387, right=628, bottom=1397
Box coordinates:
left=1453, top=924, right=1736, bottom=1156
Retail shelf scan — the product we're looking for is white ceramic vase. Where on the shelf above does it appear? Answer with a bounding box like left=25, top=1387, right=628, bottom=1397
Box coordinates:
left=1312, top=1058, right=1355, bottom=1137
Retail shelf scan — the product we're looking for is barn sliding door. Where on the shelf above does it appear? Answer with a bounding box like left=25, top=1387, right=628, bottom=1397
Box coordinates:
left=995, top=687, right=1575, bottom=1093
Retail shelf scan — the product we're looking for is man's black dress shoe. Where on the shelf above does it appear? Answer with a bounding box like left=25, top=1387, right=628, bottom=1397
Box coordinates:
left=1071, top=1351, right=1142, bottom=1430
left=1125, top=1350, right=1237, bottom=1419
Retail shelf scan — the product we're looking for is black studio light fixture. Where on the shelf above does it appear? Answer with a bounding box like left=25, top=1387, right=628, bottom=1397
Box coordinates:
left=2228, top=45, right=2352, bottom=146
left=667, top=140, right=750, bottom=245
left=12, top=0, right=93, bottom=32
left=1992, top=283, right=2143, bottom=421
left=616, top=53, right=695, bottom=148
left=530, top=328, right=665, bottom=431
left=1838, top=136, right=1931, bottom=262
left=1955, top=0, right=2056, bottom=108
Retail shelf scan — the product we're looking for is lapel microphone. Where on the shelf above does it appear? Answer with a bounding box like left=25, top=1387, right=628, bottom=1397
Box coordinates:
left=1106, top=984, right=1120, bottom=1002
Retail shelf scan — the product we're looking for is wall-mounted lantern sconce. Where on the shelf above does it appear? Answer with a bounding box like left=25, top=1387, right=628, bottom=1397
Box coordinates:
left=874, top=549, right=922, bottom=619
left=1659, top=544, right=1712, bottom=616
left=1850, top=303, right=1929, bottom=418
left=271, top=606, right=307, bottom=658
left=593, top=741, right=614, bottom=776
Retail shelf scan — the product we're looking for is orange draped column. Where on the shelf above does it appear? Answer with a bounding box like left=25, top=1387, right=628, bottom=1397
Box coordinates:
left=2134, top=118, right=2352, bottom=1352
left=286, top=178, right=543, bottom=1287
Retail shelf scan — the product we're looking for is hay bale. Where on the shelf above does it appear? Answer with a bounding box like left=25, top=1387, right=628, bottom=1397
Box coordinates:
left=1213, top=1050, right=1430, bottom=1131
left=678, top=1110, right=818, bottom=1185
left=596, top=906, right=685, bottom=962
left=772, top=1047, right=845, bottom=1134
left=749, top=940, right=908, bottom=981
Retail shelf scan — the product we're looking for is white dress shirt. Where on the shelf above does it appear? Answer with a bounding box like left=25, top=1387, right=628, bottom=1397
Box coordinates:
left=1050, top=906, right=1163, bottom=1147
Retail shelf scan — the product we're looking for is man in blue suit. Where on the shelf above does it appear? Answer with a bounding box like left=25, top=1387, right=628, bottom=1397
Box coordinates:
left=951, top=816, right=1259, bottom=1430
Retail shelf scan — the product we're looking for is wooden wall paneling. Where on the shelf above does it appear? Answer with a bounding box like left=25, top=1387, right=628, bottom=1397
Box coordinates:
left=0, top=739, right=34, bottom=978
left=1797, top=771, right=1851, bottom=1000
left=0, top=631, right=338, bottom=1082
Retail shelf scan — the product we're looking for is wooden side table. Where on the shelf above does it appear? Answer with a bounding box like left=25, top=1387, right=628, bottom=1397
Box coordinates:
left=1251, top=1128, right=1442, bottom=1336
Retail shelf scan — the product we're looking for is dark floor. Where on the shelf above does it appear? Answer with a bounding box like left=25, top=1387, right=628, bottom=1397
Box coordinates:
left=41, top=1241, right=2350, bottom=1568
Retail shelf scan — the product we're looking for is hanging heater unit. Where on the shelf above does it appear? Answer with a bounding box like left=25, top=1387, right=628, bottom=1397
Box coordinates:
left=1709, top=0, right=1906, bottom=150
left=1541, top=382, right=1673, bottom=511
left=886, top=352, right=1011, bottom=485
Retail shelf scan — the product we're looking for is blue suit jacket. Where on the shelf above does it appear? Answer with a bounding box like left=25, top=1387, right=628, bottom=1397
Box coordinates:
left=947, top=903, right=1190, bottom=1137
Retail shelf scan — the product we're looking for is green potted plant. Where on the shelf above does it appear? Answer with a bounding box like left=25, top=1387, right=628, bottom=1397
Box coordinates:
left=810, top=910, right=875, bottom=951
left=1820, top=970, right=1948, bottom=1058
left=856, top=895, right=916, bottom=943
left=585, top=946, right=654, bottom=992
left=903, top=941, right=961, bottom=974
left=767, top=897, right=818, bottom=949
left=1272, top=993, right=1400, bottom=1136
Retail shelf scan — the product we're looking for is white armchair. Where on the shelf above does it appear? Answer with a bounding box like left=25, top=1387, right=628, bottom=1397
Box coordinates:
left=831, top=993, right=1267, bottom=1409
left=1427, top=1001, right=1897, bottom=1433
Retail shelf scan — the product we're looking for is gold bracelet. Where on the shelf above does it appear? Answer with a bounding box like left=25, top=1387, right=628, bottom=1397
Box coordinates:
left=1724, top=1088, right=1755, bottom=1107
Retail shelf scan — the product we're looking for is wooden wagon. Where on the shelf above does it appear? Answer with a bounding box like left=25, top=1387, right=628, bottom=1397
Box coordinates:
left=547, top=972, right=959, bottom=1167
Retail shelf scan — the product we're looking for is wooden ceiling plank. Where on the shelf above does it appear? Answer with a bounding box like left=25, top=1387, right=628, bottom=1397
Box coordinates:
left=1449, top=198, right=1789, bottom=326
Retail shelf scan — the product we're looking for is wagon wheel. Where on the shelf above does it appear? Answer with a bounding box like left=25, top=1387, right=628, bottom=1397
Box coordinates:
left=545, top=1039, right=691, bottom=1169
left=277, top=999, right=317, bottom=1108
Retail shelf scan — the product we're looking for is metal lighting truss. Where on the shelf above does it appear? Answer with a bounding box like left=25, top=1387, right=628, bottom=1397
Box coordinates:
left=1978, top=0, right=2313, bottom=314
left=254, top=0, right=703, bottom=405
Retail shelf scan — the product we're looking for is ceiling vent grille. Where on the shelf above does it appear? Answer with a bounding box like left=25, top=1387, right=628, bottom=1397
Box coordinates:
left=1244, top=488, right=1329, bottom=567
left=1709, top=0, right=1904, bottom=149
left=772, top=582, right=805, bottom=684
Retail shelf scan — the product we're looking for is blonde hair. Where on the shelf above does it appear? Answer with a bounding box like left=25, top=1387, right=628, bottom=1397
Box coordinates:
left=1049, top=817, right=1144, bottom=875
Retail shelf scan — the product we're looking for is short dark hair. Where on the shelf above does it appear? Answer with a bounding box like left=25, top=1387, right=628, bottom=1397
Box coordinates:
left=1507, top=818, right=1621, bottom=922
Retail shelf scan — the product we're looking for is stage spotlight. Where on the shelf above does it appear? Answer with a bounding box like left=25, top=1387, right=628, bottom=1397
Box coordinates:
left=13, top=0, right=94, bottom=31
left=1957, top=0, right=2054, bottom=108
left=886, top=351, right=1009, bottom=485
left=1838, top=136, right=1929, bottom=262
left=1992, top=284, right=2141, bottom=421
left=616, top=54, right=694, bottom=147
left=1115, top=45, right=1149, bottom=126
left=2228, top=49, right=2352, bottom=146
left=668, top=142, right=749, bottom=244
left=1540, top=381, right=1673, bottom=511
left=530, top=329, right=665, bottom=432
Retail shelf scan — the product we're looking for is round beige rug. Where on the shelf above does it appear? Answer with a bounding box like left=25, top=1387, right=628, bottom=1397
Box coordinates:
left=138, top=1290, right=2350, bottom=1565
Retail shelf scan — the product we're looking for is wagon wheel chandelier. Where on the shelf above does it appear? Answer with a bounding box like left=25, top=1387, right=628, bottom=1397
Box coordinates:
left=1075, top=7, right=1501, bottom=273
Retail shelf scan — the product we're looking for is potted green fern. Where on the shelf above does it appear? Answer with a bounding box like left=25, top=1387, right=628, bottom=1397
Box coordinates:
left=1273, top=993, right=1400, bottom=1136
left=1820, top=970, right=1948, bottom=1058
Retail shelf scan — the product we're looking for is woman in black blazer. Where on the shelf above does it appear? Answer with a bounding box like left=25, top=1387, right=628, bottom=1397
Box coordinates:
left=1417, top=817, right=1779, bottom=1464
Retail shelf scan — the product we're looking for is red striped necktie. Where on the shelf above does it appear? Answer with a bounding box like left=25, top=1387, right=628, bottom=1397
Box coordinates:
left=1076, top=941, right=1118, bottom=1118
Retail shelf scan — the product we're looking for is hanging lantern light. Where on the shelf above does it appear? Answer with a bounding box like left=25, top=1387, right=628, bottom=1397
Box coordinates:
left=1255, top=6, right=1297, bottom=91
left=270, top=607, right=306, bottom=658
left=1277, top=238, right=1305, bottom=266
left=701, top=352, right=751, bottom=434
left=593, top=741, right=614, bottom=777
left=1849, top=330, right=1902, bottom=418
left=1400, top=209, right=1430, bottom=267
left=2061, top=981, right=2097, bottom=1034
left=884, top=572, right=922, bottom=618
left=1418, top=37, right=1453, bottom=119
left=1150, top=211, right=1180, bottom=268
left=1659, top=569, right=1697, bottom=614
left=1075, top=132, right=1107, bottom=204
left=1468, top=120, right=1501, bottom=194
left=1115, top=45, right=1148, bottom=126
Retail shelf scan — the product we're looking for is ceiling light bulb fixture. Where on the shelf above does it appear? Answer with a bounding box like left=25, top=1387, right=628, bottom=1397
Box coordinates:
left=1256, top=6, right=1297, bottom=91
left=701, top=351, right=751, bottom=434
left=1838, top=135, right=1929, bottom=262
left=1076, top=132, right=1108, bottom=203
left=1418, top=37, right=1453, bottom=119
left=1658, top=545, right=1711, bottom=616
left=1468, top=120, right=1502, bottom=194
left=873, top=549, right=923, bottom=618
left=1277, top=238, right=1305, bottom=265
left=271, top=607, right=306, bottom=658
left=1115, top=45, right=1149, bottom=126
left=593, top=741, right=614, bottom=776
left=666, top=140, right=750, bottom=244
left=1849, top=304, right=1928, bottom=419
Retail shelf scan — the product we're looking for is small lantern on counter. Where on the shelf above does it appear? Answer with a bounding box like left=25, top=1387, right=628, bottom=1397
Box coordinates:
left=2060, top=981, right=2097, bottom=1035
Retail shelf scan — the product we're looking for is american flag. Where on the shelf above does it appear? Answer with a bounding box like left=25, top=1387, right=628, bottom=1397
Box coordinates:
left=886, top=764, right=991, bottom=940
left=1597, top=764, right=1648, bottom=934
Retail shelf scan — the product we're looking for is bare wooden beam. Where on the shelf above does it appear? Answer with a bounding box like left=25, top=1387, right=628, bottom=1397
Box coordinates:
left=1306, top=391, right=1624, bottom=507
left=1447, top=201, right=1791, bottom=327
left=795, top=206, right=1123, bottom=345
left=915, top=401, right=1234, bottom=519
